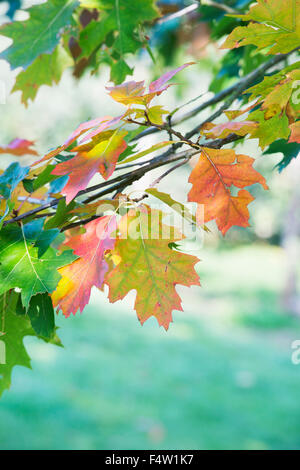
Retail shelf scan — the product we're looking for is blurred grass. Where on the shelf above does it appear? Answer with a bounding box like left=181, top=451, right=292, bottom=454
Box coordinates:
left=0, top=244, right=300, bottom=450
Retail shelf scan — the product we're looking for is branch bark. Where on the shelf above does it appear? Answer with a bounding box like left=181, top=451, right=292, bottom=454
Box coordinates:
left=3, top=47, right=298, bottom=230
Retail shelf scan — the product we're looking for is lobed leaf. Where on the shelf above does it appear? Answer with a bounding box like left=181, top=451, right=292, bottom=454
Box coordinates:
left=188, top=148, right=268, bottom=235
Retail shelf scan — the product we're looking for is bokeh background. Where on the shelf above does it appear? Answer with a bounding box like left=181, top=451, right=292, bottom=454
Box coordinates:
left=0, top=0, right=300, bottom=450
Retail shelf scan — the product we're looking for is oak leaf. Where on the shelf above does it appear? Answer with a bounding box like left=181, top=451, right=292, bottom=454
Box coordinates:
left=188, top=148, right=268, bottom=235
left=0, top=0, right=78, bottom=69
left=51, top=129, right=127, bottom=203
left=0, top=220, right=76, bottom=309
left=201, top=121, right=258, bottom=139
left=105, top=207, right=200, bottom=330
left=221, top=0, right=300, bottom=55
left=52, top=215, right=117, bottom=317
left=107, top=63, right=194, bottom=106
left=33, top=116, right=122, bottom=166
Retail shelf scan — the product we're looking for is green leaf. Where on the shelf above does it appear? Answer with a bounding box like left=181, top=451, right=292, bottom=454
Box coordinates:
left=78, top=0, right=159, bottom=82
left=27, top=294, right=55, bottom=339
left=146, top=188, right=198, bottom=226
left=78, top=15, right=115, bottom=57
left=32, top=165, right=61, bottom=192
left=0, top=0, right=78, bottom=69
left=222, top=0, right=300, bottom=55
left=12, top=45, right=73, bottom=105
left=35, top=227, right=60, bottom=257
left=248, top=109, right=290, bottom=149
left=44, top=199, right=75, bottom=230
left=119, top=141, right=173, bottom=164
left=0, top=291, right=34, bottom=397
left=110, top=58, right=133, bottom=84
left=0, top=220, right=77, bottom=309
left=263, top=139, right=300, bottom=172
left=22, top=178, right=35, bottom=194
left=0, top=199, right=14, bottom=230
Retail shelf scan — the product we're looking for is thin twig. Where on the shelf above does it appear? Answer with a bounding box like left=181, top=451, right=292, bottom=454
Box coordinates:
left=149, top=157, right=190, bottom=188
left=3, top=47, right=298, bottom=229
left=132, top=47, right=299, bottom=142
left=2, top=132, right=244, bottom=228
left=157, top=3, right=199, bottom=25
left=198, top=0, right=239, bottom=15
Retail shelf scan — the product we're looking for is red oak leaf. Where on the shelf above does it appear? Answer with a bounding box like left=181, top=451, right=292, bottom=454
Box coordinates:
left=201, top=121, right=258, bottom=139
left=52, top=215, right=117, bottom=317
left=107, top=63, right=194, bottom=106
left=51, top=130, right=127, bottom=203
left=188, top=147, right=268, bottom=235
left=105, top=207, right=200, bottom=330
left=33, top=115, right=122, bottom=166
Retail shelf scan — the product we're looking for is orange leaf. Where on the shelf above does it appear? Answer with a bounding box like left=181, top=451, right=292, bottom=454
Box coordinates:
left=188, top=148, right=268, bottom=235
left=289, top=121, right=300, bottom=143
left=0, top=138, right=38, bottom=156
left=105, top=207, right=200, bottom=330
left=52, top=215, right=117, bottom=317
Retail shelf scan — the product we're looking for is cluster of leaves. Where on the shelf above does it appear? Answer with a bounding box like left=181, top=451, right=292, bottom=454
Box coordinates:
left=0, top=0, right=299, bottom=397
left=0, top=0, right=160, bottom=105
left=203, top=0, right=300, bottom=168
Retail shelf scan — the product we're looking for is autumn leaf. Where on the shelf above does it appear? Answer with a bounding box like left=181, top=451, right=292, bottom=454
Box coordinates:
left=51, top=129, right=127, bottom=203
left=33, top=115, right=122, bottom=166
left=221, top=0, right=300, bottom=55
left=107, top=63, right=194, bottom=106
left=289, top=121, right=300, bottom=143
left=147, top=106, right=169, bottom=125
left=126, top=106, right=169, bottom=125
left=201, top=121, right=258, bottom=139
left=105, top=207, right=200, bottom=330
left=149, top=62, right=195, bottom=94
left=106, top=80, right=146, bottom=105
left=188, top=148, right=268, bottom=235
left=245, top=65, right=300, bottom=123
left=0, top=138, right=38, bottom=156
left=52, top=215, right=117, bottom=317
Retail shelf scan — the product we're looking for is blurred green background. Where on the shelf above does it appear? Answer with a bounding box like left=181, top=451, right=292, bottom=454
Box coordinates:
left=0, top=0, right=300, bottom=451
left=1, top=245, right=300, bottom=450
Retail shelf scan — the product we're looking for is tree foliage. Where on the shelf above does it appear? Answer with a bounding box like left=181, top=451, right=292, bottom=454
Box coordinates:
left=0, top=0, right=299, bottom=396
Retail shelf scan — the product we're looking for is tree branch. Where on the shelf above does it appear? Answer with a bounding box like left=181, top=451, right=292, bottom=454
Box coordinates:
left=3, top=47, right=298, bottom=230
left=132, top=47, right=299, bottom=142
